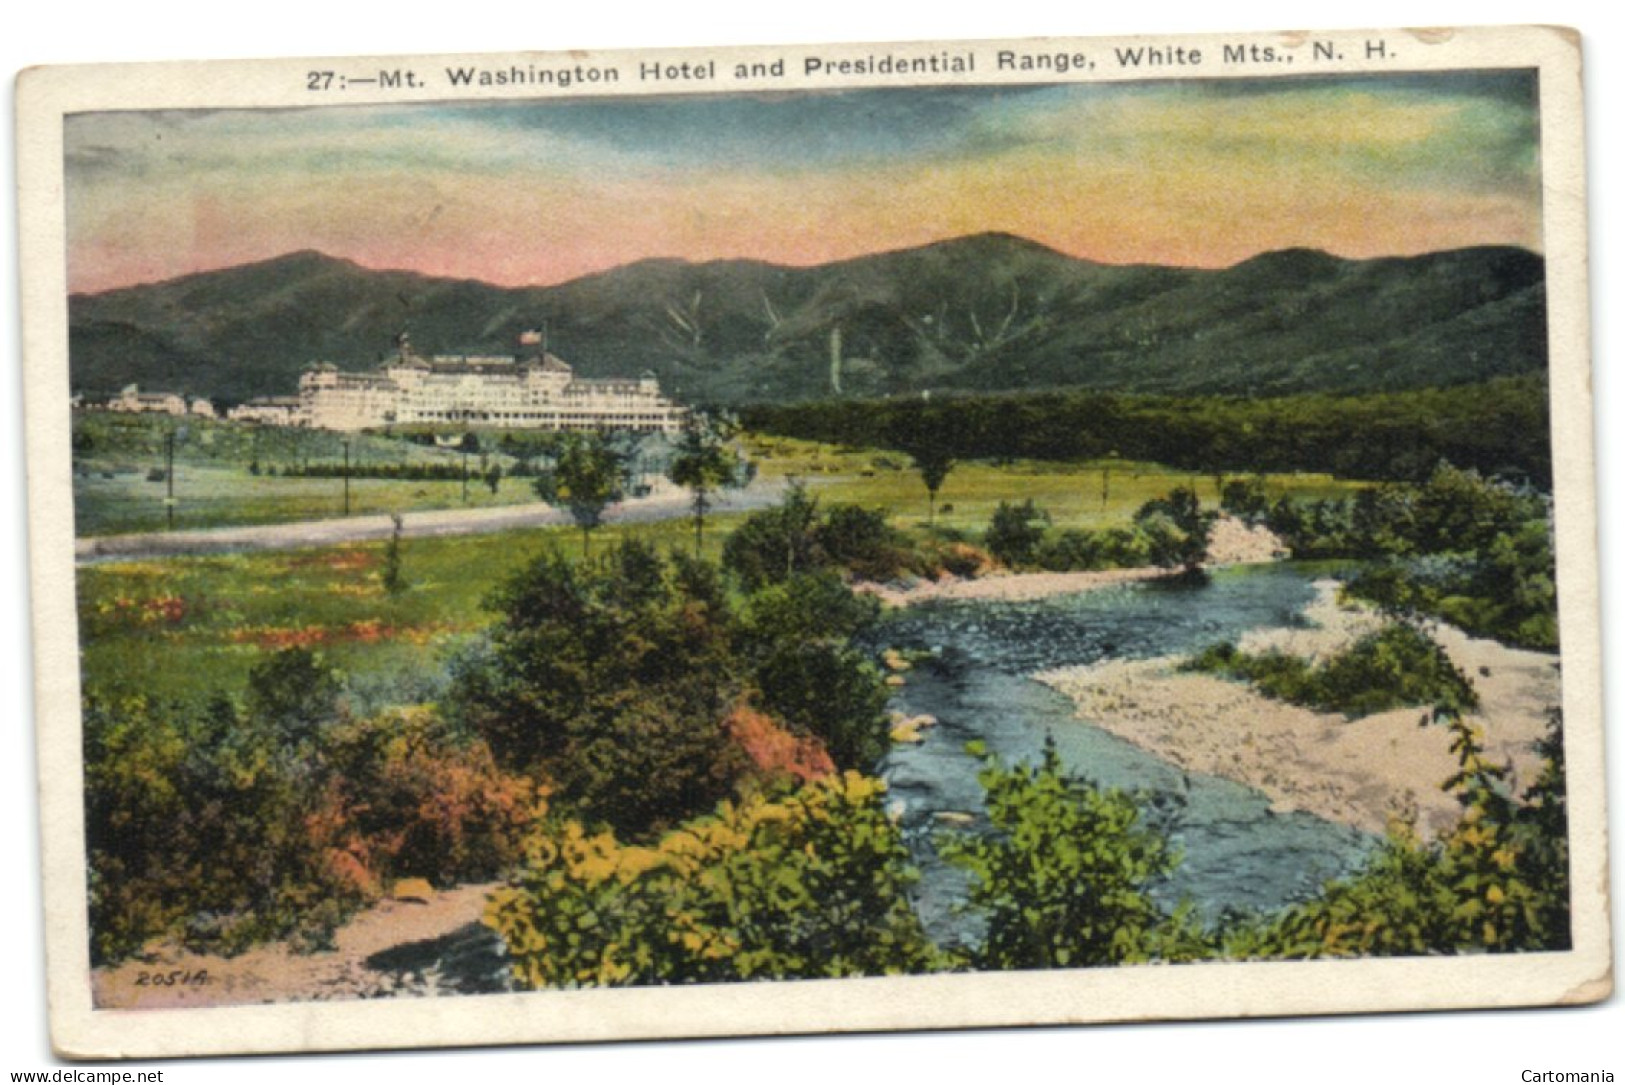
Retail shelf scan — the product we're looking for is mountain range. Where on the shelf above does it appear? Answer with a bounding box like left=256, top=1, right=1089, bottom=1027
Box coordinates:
left=68, top=233, right=1547, bottom=406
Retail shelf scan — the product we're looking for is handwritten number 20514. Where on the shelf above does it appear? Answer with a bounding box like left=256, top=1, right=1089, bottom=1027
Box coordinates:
left=135, top=969, right=210, bottom=987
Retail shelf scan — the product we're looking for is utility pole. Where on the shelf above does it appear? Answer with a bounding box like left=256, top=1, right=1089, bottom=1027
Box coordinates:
left=342, top=439, right=351, bottom=516
left=165, top=430, right=176, bottom=530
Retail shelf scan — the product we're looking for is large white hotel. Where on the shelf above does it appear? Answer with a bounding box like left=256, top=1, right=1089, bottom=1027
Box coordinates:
left=233, top=333, right=687, bottom=434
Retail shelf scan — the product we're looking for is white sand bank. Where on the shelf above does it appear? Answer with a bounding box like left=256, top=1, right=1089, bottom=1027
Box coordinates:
left=1036, top=583, right=1560, bottom=839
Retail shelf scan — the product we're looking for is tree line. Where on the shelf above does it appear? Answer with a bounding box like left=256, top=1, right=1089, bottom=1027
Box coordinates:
left=740, top=374, right=1551, bottom=488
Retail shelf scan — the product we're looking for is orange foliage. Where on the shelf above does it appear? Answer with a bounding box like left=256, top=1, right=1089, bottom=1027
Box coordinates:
left=225, top=620, right=468, bottom=649
left=726, top=705, right=835, bottom=783
left=287, top=548, right=377, bottom=572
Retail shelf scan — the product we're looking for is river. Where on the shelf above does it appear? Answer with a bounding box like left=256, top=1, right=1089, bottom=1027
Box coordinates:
left=870, top=562, right=1376, bottom=948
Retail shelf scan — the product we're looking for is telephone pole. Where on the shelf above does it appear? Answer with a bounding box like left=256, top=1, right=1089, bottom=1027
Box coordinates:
left=165, top=430, right=176, bottom=530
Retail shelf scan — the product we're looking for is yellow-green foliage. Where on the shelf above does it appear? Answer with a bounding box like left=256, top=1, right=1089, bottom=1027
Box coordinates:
left=485, top=772, right=937, bottom=988
left=1225, top=712, right=1569, bottom=958
left=939, top=739, right=1211, bottom=969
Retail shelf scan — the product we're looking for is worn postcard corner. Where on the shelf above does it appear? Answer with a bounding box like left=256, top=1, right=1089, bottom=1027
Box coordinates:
left=15, top=22, right=1608, bottom=1060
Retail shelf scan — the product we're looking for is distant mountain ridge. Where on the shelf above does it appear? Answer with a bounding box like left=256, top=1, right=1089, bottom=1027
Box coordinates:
left=69, top=233, right=1547, bottom=406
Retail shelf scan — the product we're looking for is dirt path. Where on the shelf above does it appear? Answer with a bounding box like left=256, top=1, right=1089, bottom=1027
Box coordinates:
left=92, top=882, right=507, bottom=1009
left=76, top=479, right=792, bottom=563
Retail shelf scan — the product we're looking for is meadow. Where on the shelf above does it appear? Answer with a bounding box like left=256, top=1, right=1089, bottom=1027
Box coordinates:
left=747, top=434, right=1360, bottom=534
left=75, top=429, right=1366, bottom=706
left=73, top=414, right=535, bottom=536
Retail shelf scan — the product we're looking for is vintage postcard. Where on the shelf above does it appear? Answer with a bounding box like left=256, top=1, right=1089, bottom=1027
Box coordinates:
left=16, top=23, right=1609, bottom=1060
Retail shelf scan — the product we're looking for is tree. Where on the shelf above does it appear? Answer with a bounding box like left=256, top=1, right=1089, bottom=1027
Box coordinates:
left=985, top=499, right=1050, bottom=568
left=667, top=411, right=752, bottom=554
left=1135, top=486, right=1213, bottom=573
left=939, top=739, right=1205, bottom=969
left=245, top=646, right=344, bottom=748
left=533, top=432, right=629, bottom=559
left=449, top=542, right=748, bottom=838
left=887, top=405, right=958, bottom=527
left=381, top=513, right=407, bottom=595
left=721, top=481, right=824, bottom=591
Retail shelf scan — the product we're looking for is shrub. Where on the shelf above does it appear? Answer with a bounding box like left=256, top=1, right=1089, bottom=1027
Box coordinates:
left=246, top=646, right=345, bottom=747
left=1184, top=624, right=1478, bottom=718
left=84, top=681, right=541, bottom=964
left=724, top=704, right=835, bottom=784
left=1227, top=712, right=1570, bottom=957
left=1344, top=520, right=1558, bottom=650
left=1035, top=528, right=1106, bottom=572
left=752, top=642, right=892, bottom=770
left=1219, top=477, right=1271, bottom=523
left=322, top=706, right=540, bottom=886
left=1134, top=486, right=1212, bottom=572
left=916, top=539, right=997, bottom=579
left=450, top=542, right=747, bottom=838
left=817, top=503, right=913, bottom=582
left=84, top=691, right=365, bottom=962
left=1033, top=526, right=1152, bottom=572
left=984, top=499, right=1050, bottom=568
left=724, top=489, right=925, bottom=587
left=939, top=739, right=1209, bottom=969
left=738, top=570, right=880, bottom=652
left=1263, top=464, right=1557, bottom=650
left=721, top=483, right=823, bottom=591
left=486, top=772, right=937, bottom=987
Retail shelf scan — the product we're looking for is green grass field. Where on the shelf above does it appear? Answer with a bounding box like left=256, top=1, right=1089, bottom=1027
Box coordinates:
left=73, top=414, right=548, bottom=535
left=74, top=465, right=540, bottom=536
left=74, top=422, right=1371, bottom=706
left=747, top=435, right=1363, bottom=535
left=76, top=514, right=728, bottom=704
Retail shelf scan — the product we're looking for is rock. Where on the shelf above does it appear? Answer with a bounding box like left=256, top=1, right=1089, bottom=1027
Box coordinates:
left=391, top=877, right=435, bottom=904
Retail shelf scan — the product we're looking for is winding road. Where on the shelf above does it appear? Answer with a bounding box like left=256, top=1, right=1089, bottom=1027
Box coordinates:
left=75, top=479, right=794, bottom=563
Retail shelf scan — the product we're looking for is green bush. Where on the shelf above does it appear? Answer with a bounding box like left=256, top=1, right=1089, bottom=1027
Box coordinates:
left=1183, top=624, right=1478, bottom=718
left=1034, top=526, right=1154, bottom=572
left=1227, top=712, right=1569, bottom=957
left=939, top=739, right=1209, bottom=969
left=85, top=691, right=355, bottom=962
left=752, top=643, right=891, bottom=770
left=721, top=483, right=824, bottom=591
left=817, top=503, right=915, bottom=582
left=322, top=707, right=541, bottom=886
left=450, top=541, right=748, bottom=838
left=984, top=499, right=1050, bottom=568
left=84, top=669, right=539, bottom=964
left=1135, top=486, right=1212, bottom=572
left=1219, top=477, right=1271, bottom=523
left=738, top=569, right=880, bottom=651
left=1266, top=464, right=1557, bottom=649
left=487, top=772, right=937, bottom=987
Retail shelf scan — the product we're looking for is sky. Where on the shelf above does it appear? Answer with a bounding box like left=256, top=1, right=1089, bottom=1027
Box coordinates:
left=63, top=71, right=1542, bottom=294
